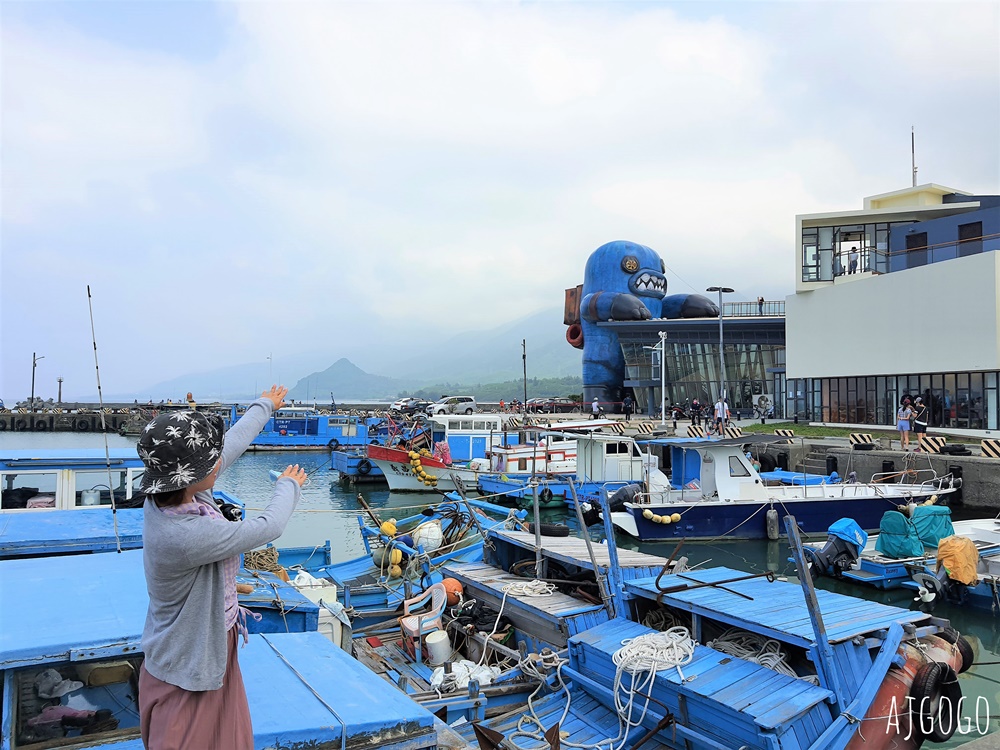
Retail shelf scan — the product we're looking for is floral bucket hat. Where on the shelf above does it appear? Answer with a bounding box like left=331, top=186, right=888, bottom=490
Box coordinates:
left=137, top=411, right=224, bottom=494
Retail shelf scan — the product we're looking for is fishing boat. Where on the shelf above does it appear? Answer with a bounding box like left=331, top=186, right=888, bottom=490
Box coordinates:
left=578, top=435, right=959, bottom=541
left=331, top=446, right=386, bottom=482
left=0, top=449, right=146, bottom=511
left=239, top=405, right=383, bottom=451
left=349, top=488, right=973, bottom=749
left=0, top=550, right=455, bottom=750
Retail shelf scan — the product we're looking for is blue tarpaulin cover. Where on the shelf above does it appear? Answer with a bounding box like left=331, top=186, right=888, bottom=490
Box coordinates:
left=910, top=504, right=954, bottom=547
left=874, top=511, right=925, bottom=559
left=827, top=518, right=868, bottom=550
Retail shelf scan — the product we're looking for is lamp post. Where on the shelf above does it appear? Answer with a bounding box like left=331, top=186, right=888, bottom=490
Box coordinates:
left=644, top=331, right=668, bottom=426
left=30, top=353, right=45, bottom=411
left=706, top=287, right=734, bottom=403
left=57, top=377, right=63, bottom=404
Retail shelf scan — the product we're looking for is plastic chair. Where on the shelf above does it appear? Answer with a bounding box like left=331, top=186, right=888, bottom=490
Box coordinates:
left=398, top=582, right=448, bottom=663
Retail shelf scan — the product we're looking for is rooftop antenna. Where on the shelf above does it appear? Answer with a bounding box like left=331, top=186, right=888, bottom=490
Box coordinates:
left=911, top=126, right=918, bottom=187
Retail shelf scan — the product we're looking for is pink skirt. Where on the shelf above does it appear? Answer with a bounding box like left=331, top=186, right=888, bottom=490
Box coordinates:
left=139, top=627, right=253, bottom=750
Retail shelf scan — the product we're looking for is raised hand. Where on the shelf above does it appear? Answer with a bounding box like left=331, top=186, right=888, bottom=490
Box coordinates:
left=262, top=385, right=288, bottom=410
left=280, top=464, right=307, bottom=487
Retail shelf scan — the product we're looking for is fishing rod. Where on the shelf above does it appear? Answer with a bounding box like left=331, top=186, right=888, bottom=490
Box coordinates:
left=87, top=285, right=122, bottom=553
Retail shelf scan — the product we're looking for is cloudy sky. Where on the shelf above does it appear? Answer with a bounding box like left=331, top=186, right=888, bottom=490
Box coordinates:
left=2, top=1, right=997, bottom=401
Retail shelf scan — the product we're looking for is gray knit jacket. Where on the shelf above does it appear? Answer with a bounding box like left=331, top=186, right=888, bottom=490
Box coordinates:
left=141, top=398, right=301, bottom=691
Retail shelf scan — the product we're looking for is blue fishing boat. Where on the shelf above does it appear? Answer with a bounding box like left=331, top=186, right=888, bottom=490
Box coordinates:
left=235, top=405, right=384, bottom=451
left=331, top=446, right=386, bottom=482
left=0, top=550, right=449, bottom=750
left=1, top=448, right=146, bottom=511
left=576, top=435, right=958, bottom=541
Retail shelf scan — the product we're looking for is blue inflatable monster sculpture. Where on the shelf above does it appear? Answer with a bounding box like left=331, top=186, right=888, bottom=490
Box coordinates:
left=565, top=240, right=719, bottom=407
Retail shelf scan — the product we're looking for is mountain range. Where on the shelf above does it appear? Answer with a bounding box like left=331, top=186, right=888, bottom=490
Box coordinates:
left=112, top=307, right=581, bottom=401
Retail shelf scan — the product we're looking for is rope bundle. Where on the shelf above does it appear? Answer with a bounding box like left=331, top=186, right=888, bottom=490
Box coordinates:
left=708, top=628, right=818, bottom=684
left=244, top=547, right=282, bottom=573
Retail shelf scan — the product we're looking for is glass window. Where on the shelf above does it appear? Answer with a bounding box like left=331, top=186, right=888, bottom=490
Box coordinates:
left=1, top=471, right=58, bottom=509
left=959, top=222, right=983, bottom=257
left=473, top=420, right=486, bottom=430
left=729, top=456, right=750, bottom=477
left=460, top=420, right=473, bottom=430
left=75, top=469, right=129, bottom=506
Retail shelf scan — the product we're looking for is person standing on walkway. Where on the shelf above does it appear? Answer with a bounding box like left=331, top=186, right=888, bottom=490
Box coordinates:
left=911, top=397, right=929, bottom=450
left=896, top=400, right=915, bottom=450
left=849, top=249, right=859, bottom=274
left=713, top=396, right=729, bottom=433
left=622, top=394, right=634, bottom=422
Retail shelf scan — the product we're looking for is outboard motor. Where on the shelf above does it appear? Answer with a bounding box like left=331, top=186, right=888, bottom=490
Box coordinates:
left=579, top=501, right=602, bottom=527
left=804, top=518, right=868, bottom=579
left=580, top=483, right=644, bottom=527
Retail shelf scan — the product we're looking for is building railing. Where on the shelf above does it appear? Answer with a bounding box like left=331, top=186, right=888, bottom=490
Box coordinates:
left=723, top=300, right=784, bottom=317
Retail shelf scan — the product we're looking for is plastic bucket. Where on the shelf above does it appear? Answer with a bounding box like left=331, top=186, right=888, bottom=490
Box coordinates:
left=81, top=489, right=100, bottom=506
left=425, top=630, right=451, bottom=666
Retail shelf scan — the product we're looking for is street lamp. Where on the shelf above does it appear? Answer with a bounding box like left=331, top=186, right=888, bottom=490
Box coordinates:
left=643, top=330, right=669, bottom=426
left=57, top=377, right=63, bottom=404
left=706, top=287, right=735, bottom=404
left=30, top=353, right=45, bottom=411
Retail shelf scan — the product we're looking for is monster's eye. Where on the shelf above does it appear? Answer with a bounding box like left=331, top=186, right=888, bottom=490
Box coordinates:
left=660, top=259, right=665, bottom=273
left=621, top=256, right=639, bottom=274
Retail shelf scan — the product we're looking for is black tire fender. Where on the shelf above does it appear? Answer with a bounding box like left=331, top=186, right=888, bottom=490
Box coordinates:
left=328, top=438, right=340, bottom=451
left=357, top=458, right=372, bottom=475
left=539, top=488, right=554, bottom=503
left=938, top=628, right=975, bottom=674
left=15, top=419, right=27, bottom=430
left=77, top=420, right=89, bottom=431
left=34, top=420, right=47, bottom=431
left=0, top=420, right=6, bottom=431
left=909, top=662, right=962, bottom=742
left=528, top=522, right=570, bottom=537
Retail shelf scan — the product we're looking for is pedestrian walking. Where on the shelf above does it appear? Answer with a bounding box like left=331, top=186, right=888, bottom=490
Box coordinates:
left=713, top=396, right=729, bottom=434
left=622, top=394, right=634, bottom=422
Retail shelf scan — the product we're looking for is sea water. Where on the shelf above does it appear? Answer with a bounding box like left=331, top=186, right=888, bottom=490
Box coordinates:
left=4, top=432, right=998, bottom=745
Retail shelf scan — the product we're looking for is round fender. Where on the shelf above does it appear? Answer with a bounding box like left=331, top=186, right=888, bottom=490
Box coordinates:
left=15, top=419, right=27, bottom=430
left=539, top=488, right=554, bottom=503
left=357, top=458, right=373, bottom=475
left=909, top=662, right=962, bottom=743
left=77, top=420, right=89, bottom=431
left=328, top=438, right=340, bottom=451
left=34, top=420, right=47, bottom=431
left=0, top=420, right=6, bottom=431
left=527, top=522, right=570, bottom=537
left=938, top=628, right=975, bottom=674
left=566, top=323, right=584, bottom=348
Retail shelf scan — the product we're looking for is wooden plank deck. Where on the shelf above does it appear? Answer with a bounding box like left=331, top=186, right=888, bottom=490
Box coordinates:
left=489, top=529, right=668, bottom=571
left=443, top=561, right=606, bottom=617
left=625, top=566, right=929, bottom=646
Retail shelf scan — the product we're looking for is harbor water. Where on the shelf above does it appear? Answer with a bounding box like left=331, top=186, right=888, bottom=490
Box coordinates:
left=4, top=432, right=998, bottom=746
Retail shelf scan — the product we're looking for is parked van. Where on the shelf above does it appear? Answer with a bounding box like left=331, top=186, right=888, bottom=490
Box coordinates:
left=426, top=396, right=477, bottom=415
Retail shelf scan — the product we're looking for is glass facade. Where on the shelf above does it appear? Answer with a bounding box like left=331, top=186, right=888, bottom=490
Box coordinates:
left=618, top=322, right=785, bottom=417
left=786, top=371, right=1000, bottom=430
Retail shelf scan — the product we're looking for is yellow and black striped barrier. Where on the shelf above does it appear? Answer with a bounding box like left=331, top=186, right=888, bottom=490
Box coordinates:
left=918, top=435, right=947, bottom=454
left=981, top=439, right=1000, bottom=458
left=635, top=422, right=655, bottom=434
left=687, top=425, right=706, bottom=438
left=849, top=433, right=874, bottom=446
left=774, top=428, right=795, bottom=437
left=607, top=422, right=626, bottom=435
left=724, top=426, right=743, bottom=439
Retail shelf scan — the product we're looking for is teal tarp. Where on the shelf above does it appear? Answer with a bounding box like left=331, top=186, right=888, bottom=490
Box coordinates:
left=910, top=505, right=954, bottom=548
left=874, top=511, right=925, bottom=559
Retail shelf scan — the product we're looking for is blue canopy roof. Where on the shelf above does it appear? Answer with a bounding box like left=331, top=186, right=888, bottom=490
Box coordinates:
left=0, top=448, right=142, bottom=470
left=0, top=549, right=148, bottom=669
left=0, top=508, right=144, bottom=558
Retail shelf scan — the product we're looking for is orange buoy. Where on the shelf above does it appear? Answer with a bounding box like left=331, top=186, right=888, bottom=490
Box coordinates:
left=441, top=577, right=464, bottom=607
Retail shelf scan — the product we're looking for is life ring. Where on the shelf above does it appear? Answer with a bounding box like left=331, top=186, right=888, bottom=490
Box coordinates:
left=328, top=438, right=340, bottom=450
left=539, top=487, right=554, bottom=503
left=77, top=420, right=89, bottom=431
left=357, top=458, right=373, bottom=475
left=280, top=429, right=287, bottom=436
left=909, top=662, right=962, bottom=742
left=34, top=420, right=47, bottom=431
left=15, top=419, right=27, bottom=430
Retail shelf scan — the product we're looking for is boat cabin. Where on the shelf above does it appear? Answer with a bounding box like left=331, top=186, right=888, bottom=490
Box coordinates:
left=0, top=450, right=145, bottom=511
left=424, top=413, right=519, bottom=462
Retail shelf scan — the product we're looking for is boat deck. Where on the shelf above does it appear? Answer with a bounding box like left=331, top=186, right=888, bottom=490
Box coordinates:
left=442, top=561, right=609, bottom=647
left=626, top=567, right=929, bottom=647
left=488, top=529, right=667, bottom=574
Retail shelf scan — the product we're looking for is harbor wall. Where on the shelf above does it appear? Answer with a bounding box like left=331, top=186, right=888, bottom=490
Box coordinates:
left=0, top=411, right=133, bottom=434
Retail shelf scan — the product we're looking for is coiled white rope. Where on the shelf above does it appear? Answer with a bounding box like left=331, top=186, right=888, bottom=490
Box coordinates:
left=476, top=580, right=557, bottom=667
left=708, top=627, right=819, bottom=685
left=509, top=628, right=696, bottom=750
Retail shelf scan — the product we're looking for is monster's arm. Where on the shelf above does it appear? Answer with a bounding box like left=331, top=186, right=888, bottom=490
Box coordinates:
left=581, top=291, right=652, bottom=322
left=660, top=294, right=719, bottom=319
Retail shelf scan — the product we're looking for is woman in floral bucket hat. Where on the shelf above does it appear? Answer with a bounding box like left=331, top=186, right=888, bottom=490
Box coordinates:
left=137, top=385, right=305, bottom=750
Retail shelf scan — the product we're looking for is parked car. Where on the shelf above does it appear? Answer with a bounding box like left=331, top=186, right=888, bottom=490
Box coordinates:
left=537, top=397, right=580, bottom=414
left=426, top=396, right=477, bottom=415
left=524, top=398, right=547, bottom=413
left=390, top=397, right=432, bottom=416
